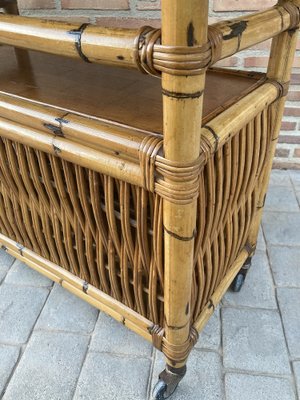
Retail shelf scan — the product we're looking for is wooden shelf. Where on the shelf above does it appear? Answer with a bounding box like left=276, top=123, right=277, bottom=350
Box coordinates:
left=0, top=46, right=265, bottom=134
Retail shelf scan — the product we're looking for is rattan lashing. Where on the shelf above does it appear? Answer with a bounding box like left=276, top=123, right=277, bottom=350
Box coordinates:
left=0, top=0, right=299, bottom=397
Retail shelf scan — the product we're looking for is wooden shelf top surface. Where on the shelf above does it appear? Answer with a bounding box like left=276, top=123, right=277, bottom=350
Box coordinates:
left=0, top=46, right=264, bottom=134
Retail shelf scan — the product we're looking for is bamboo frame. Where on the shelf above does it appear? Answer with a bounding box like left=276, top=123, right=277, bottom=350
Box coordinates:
left=161, top=0, right=208, bottom=368
left=0, top=3, right=297, bottom=74
left=248, top=0, right=300, bottom=250
left=0, top=92, right=164, bottom=189
left=0, top=78, right=276, bottom=196
left=0, top=231, right=250, bottom=350
left=201, top=82, right=278, bottom=155
left=0, top=0, right=298, bottom=395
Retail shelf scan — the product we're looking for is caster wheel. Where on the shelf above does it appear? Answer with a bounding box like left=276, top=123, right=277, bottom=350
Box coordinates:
left=152, top=365, right=186, bottom=399
left=231, top=273, right=245, bottom=292
left=152, top=380, right=168, bottom=400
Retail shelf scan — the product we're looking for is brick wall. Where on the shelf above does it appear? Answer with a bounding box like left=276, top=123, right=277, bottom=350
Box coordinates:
left=17, top=0, right=300, bottom=169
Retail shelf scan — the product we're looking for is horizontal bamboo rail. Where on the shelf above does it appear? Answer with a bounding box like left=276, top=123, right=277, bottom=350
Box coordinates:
left=0, top=14, right=138, bottom=68
left=0, top=3, right=298, bottom=75
left=0, top=80, right=278, bottom=195
left=201, top=82, right=279, bottom=157
left=0, top=233, right=154, bottom=342
left=0, top=92, right=160, bottom=159
left=0, top=116, right=145, bottom=186
left=211, top=5, right=298, bottom=62
left=0, top=92, right=165, bottom=189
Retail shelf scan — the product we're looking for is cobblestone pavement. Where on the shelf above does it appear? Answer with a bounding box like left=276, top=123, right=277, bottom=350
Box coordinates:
left=0, top=170, right=299, bottom=400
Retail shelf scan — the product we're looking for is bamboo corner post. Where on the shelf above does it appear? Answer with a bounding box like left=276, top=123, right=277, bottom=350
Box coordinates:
left=152, top=0, right=209, bottom=398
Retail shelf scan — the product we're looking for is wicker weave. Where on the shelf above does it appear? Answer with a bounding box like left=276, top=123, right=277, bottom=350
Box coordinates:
left=0, top=104, right=273, bottom=327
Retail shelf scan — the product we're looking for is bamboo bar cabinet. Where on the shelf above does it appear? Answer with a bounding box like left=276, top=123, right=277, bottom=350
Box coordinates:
left=0, top=0, right=299, bottom=398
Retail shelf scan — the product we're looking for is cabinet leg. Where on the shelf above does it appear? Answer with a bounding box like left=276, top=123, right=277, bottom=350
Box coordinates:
left=231, top=257, right=252, bottom=293
left=152, top=364, right=187, bottom=399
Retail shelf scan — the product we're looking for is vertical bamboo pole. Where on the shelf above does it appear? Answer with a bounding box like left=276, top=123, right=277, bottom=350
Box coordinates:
left=248, top=0, right=300, bottom=248
left=161, top=0, right=208, bottom=368
left=2, top=0, right=34, bottom=78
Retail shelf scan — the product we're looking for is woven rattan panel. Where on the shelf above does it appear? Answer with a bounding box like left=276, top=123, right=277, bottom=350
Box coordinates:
left=0, top=103, right=273, bottom=325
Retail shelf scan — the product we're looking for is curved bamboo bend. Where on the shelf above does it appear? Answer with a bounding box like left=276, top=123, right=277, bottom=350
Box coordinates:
left=0, top=2, right=299, bottom=75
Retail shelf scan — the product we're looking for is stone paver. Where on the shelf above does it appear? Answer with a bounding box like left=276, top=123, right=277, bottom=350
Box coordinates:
left=35, top=284, right=98, bottom=334
left=196, top=307, right=221, bottom=351
left=0, top=284, right=49, bottom=344
left=270, top=170, right=291, bottom=186
left=277, top=288, right=300, bottom=359
left=294, top=362, right=300, bottom=397
left=5, top=259, right=52, bottom=287
left=265, top=185, right=299, bottom=212
left=0, top=250, right=15, bottom=283
left=90, top=312, right=152, bottom=357
left=262, top=212, right=300, bottom=246
left=151, top=350, right=224, bottom=400
left=3, top=331, right=89, bottom=400
left=256, top=226, right=266, bottom=252
left=289, top=170, right=300, bottom=190
left=74, top=352, right=151, bottom=400
left=222, top=307, right=291, bottom=374
left=269, top=246, right=300, bottom=287
left=225, top=373, right=296, bottom=400
left=223, top=251, right=277, bottom=309
left=0, top=345, right=20, bottom=396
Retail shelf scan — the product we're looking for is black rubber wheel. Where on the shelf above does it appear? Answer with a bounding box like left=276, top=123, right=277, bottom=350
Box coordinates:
left=231, top=273, right=245, bottom=292
left=152, top=380, right=168, bottom=400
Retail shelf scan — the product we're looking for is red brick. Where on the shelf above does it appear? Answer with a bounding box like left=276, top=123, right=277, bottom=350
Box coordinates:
left=62, top=0, right=129, bottom=10
left=273, top=161, right=300, bottom=169
left=291, top=73, right=300, bottom=85
left=244, top=56, right=300, bottom=68
left=287, top=91, right=300, bottom=101
left=137, top=0, right=161, bottom=10
left=293, top=148, right=300, bottom=158
left=213, top=0, right=276, bottom=12
left=215, top=56, right=239, bottom=67
left=18, top=0, right=55, bottom=9
left=284, top=107, right=300, bottom=117
left=280, top=122, right=297, bottom=131
left=278, top=135, right=300, bottom=144
left=244, top=57, right=269, bottom=68
left=275, top=148, right=290, bottom=158
left=95, top=17, right=160, bottom=29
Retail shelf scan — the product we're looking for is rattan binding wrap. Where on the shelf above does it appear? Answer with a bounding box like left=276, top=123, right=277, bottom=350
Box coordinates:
left=135, top=25, right=221, bottom=76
